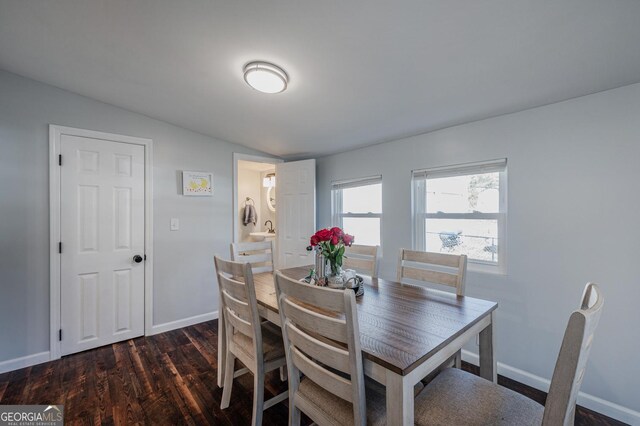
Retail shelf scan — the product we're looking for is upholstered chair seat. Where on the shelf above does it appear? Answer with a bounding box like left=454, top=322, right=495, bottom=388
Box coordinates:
left=231, top=321, right=286, bottom=363
left=297, top=377, right=387, bottom=426
left=414, top=368, right=543, bottom=426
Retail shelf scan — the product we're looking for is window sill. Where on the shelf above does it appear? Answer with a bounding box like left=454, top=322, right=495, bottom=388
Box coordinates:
left=468, top=261, right=506, bottom=276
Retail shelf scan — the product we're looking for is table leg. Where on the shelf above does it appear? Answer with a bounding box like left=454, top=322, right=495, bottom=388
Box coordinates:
left=385, top=369, right=413, bottom=426
left=479, top=311, right=497, bottom=383
left=217, top=313, right=226, bottom=388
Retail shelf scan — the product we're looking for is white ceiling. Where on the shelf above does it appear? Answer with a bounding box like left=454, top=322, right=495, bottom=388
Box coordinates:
left=1, top=1, right=640, bottom=158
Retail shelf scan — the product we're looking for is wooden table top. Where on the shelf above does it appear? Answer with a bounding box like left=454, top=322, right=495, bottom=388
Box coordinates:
left=253, top=266, right=498, bottom=376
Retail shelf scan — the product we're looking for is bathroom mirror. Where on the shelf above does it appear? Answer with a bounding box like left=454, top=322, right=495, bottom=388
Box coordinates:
left=267, top=186, right=276, bottom=212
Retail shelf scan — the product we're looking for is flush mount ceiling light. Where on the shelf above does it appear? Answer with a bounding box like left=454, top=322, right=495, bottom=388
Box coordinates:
left=243, top=61, right=288, bottom=94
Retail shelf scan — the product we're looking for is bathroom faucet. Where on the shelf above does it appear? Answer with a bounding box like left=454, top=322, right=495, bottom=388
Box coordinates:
left=265, top=220, right=275, bottom=233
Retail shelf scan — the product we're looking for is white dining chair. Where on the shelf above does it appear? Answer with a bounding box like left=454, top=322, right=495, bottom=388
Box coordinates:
left=230, top=241, right=288, bottom=381
left=413, top=282, right=604, bottom=426
left=397, top=248, right=467, bottom=296
left=274, top=271, right=387, bottom=426
left=214, top=256, right=288, bottom=426
left=343, top=244, right=379, bottom=278
left=397, top=249, right=467, bottom=370
left=230, top=240, right=275, bottom=274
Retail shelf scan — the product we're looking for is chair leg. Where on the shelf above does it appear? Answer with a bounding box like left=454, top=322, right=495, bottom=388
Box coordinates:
left=290, top=400, right=301, bottom=426
left=454, top=349, right=462, bottom=369
left=279, top=366, right=287, bottom=382
left=252, top=370, right=265, bottom=426
left=220, top=353, right=236, bottom=409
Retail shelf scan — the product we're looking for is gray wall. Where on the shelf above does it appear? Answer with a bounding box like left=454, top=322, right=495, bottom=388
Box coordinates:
left=317, top=83, right=640, bottom=415
left=0, top=69, right=272, bottom=362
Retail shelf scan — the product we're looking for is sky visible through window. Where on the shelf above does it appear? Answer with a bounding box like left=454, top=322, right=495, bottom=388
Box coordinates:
left=342, top=184, right=382, bottom=214
left=340, top=183, right=381, bottom=246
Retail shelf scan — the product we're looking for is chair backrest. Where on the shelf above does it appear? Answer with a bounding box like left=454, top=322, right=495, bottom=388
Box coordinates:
left=230, top=240, right=275, bottom=274
left=214, top=256, right=263, bottom=363
left=343, top=244, right=379, bottom=278
left=543, top=283, right=604, bottom=426
left=274, top=272, right=367, bottom=425
left=396, top=249, right=467, bottom=296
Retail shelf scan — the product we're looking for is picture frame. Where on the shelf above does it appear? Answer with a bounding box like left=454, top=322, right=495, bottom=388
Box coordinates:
left=182, top=171, right=213, bottom=196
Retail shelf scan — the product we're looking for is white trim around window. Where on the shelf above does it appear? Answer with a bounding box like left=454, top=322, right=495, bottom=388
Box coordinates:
left=412, top=159, right=507, bottom=274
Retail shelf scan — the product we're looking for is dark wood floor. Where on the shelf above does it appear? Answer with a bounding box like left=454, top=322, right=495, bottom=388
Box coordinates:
left=0, top=320, right=626, bottom=425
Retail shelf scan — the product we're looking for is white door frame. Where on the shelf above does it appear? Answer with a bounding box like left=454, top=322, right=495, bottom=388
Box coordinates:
left=49, top=125, right=154, bottom=360
left=232, top=153, right=283, bottom=243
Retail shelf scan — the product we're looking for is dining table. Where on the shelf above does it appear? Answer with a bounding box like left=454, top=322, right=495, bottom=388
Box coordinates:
left=217, top=266, right=498, bottom=426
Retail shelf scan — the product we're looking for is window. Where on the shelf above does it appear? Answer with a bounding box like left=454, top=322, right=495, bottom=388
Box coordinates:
left=331, top=176, right=382, bottom=247
left=412, top=159, right=507, bottom=272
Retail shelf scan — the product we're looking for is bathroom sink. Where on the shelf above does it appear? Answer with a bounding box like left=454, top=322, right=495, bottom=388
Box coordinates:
left=249, top=232, right=276, bottom=241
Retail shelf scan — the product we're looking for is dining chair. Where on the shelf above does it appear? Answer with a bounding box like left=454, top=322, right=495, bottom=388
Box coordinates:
left=397, top=248, right=467, bottom=369
left=274, top=271, right=387, bottom=426
left=396, top=248, right=467, bottom=296
left=231, top=240, right=287, bottom=381
left=343, top=244, right=379, bottom=278
left=230, top=240, right=275, bottom=274
left=413, top=282, right=604, bottom=426
left=214, top=256, right=288, bottom=426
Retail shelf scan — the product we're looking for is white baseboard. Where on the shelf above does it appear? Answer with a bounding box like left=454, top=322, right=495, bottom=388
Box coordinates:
left=461, top=350, right=640, bottom=425
left=147, top=311, right=218, bottom=336
left=0, top=313, right=218, bottom=375
left=0, top=351, right=51, bottom=375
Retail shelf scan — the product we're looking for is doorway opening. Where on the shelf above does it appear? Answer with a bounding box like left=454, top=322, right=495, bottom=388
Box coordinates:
left=233, top=154, right=282, bottom=246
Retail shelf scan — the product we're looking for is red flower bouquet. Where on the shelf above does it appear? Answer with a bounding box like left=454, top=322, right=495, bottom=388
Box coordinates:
left=309, top=227, right=354, bottom=276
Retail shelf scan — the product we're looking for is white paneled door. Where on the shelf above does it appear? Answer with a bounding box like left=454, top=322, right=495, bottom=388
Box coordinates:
left=276, top=159, right=316, bottom=268
left=60, top=135, right=145, bottom=356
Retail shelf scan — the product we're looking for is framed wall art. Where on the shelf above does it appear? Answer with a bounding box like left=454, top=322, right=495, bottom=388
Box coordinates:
left=182, top=171, right=213, bottom=196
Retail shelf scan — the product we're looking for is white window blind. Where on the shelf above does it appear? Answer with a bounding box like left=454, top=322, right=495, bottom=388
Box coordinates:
left=332, top=175, right=383, bottom=190
left=412, top=159, right=507, bottom=180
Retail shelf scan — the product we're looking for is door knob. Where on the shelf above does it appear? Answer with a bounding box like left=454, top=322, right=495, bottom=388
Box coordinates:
left=133, top=255, right=143, bottom=263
